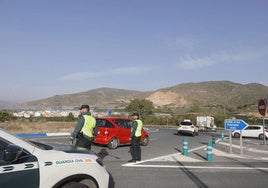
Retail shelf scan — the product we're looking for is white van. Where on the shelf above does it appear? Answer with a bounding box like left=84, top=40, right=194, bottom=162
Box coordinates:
left=0, top=129, right=110, bottom=188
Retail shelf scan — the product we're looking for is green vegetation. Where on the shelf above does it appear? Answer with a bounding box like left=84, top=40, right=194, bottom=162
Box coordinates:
left=125, top=98, right=154, bottom=122
left=123, top=98, right=263, bottom=127
left=0, top=111, right=16, bottom=122
left=28, top=113, right=77, bottom=122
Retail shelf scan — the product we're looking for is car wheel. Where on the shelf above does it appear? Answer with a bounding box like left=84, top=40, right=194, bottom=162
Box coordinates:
left=192, top=132, right=195, bottom=137
left=195, top=132, right=199, bottom=136
left=141, top=136, right=149, bottom=146
left=108, top=137, right=118, bottom=149
left=234, top=132, right=240, bottom=138
left=259, top=134, right=264, bottom=140
left=80, top=178, right=98, bottom=188
left=61, top=182, right=87, bottom=188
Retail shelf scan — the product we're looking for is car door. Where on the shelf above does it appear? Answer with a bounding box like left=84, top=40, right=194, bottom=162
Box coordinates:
left=242, top=126, right=252, bottom=137
left=248, top=126, right=261, bottom=138
left=243, top=126, right=260, bottom=138
left=113, top=119, right=132, bottom=144
left=0, top=137, right=40, bottom=188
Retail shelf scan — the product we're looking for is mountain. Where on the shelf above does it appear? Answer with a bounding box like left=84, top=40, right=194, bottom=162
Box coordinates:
left=21, top=81, right=268, bottom=113
left=22, top=88, right=152, bottom=110
left=0, top=100, right=17, bottom=109
left=148, top=81, right=268, bottom=113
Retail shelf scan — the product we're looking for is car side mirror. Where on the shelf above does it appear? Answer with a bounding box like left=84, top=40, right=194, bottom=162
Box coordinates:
left=4, top=144, right=23, bottom=162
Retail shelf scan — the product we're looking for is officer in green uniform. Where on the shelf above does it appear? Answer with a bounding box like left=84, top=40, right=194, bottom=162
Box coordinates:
left=71, top=105, right=97, bottom=150
left=128, top=112, right=143, bottom=163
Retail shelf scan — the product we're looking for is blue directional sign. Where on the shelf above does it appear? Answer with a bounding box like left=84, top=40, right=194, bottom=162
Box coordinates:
left=107, top=110, right=113, bottom=117
left=225, top=119, right=248, bottom=131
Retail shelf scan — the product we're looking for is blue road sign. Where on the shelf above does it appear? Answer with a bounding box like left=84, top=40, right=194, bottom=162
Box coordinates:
left=225, top=119, right=248, bottom=131
left=107, top=110, right=113, bottom=117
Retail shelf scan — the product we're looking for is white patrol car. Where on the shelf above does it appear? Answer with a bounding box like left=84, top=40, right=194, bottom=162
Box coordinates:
left=0, top=129, right=110, bottom=188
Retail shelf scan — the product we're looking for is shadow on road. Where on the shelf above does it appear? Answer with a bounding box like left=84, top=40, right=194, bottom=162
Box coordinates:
left=193, top=152, right=207, bottom=161
left=172, top=156, right=209, bottom=188
left=174, top=148, right=182, bottom=153
left=97, top=148, right=121, bottom=160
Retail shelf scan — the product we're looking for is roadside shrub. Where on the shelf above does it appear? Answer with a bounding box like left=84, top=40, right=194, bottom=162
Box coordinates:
left=0, top=111, right=15, bottom=122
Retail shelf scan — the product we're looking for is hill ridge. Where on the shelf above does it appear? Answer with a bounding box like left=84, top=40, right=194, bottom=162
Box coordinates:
left=20, top=81, right=268, bottom=113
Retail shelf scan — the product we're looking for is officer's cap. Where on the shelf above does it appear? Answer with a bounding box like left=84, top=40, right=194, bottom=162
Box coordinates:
left=132, top=112, right=139, bottom=117
left=80, top=104, right=90, bottom=110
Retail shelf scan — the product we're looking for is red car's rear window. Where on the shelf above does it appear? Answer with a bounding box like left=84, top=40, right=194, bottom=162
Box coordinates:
left=96, top=119, right=114, bottom=128
left=113, top=119, right=132, bottom=129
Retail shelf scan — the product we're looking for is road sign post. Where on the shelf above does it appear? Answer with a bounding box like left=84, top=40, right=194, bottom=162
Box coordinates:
left=258, top=99, right=267, bottom=146
left=240, top=130, right=243, bottom=155
left=225, top=119, right=248, bottom=154
left=229, top=130, right=232, bottom=153
left=263, top=118, right=266, bottom=146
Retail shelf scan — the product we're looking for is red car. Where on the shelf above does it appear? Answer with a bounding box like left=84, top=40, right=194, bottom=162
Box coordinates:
left=93, top=117, right=149, bottom=149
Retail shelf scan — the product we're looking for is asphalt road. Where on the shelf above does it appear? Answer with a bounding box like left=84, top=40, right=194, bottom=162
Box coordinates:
left=29, top=128, right=268, bottom=188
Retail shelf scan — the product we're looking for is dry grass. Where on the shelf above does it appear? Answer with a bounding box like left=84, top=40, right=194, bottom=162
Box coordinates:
left=0, top=120, right=76, bottom=134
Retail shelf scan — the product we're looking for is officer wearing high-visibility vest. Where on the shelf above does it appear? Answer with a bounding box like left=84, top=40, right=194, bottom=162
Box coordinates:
left=128, top=112, right=143, bottom=163
left=71, top=105, right=97, bottom=150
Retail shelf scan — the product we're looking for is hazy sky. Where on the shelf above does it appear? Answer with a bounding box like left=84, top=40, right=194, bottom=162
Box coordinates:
left=0, top=0, right=268, bottom=102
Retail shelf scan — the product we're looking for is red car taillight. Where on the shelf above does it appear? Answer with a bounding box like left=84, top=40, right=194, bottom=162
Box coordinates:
left=191, top=125, right=194, bottom=128
left=100, top=129, right=109, bottom=136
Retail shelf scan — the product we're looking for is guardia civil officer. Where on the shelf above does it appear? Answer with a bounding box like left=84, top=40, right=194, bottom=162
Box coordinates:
left=128, top=112, right=143, bottom=163
left=71, top=105, right=97, bottom=150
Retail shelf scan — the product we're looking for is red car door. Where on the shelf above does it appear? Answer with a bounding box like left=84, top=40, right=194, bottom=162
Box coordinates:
left=113, top=119, right=132, bottom=144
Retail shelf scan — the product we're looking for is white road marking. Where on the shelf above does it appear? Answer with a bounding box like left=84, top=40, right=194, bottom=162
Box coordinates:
left=247, top=148, right=268, bottom=154
left=146, top=128, right=159, bottom=133
left=123, top=138, right=268, bottom=168
left=123, top=164, right=268, bottom=171
left=135, top=143, right=209, bottom=164
left=123, top=139, right=221, bottom=167
left=219, top=142, right=245, bottom=149
left=244, top=142, right=260, bottom=145
left=209, top=148, right=243, bottom=158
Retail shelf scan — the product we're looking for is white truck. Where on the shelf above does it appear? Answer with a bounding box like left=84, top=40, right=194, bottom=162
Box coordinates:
left=196, top=116, right=217, bottom=132
left=0, top=128, right=110, bottom=188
